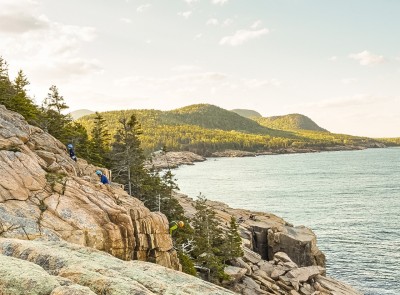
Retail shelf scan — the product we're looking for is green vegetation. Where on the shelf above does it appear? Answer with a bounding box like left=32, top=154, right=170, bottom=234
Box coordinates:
left=377, top=137, right=400, bottom=146
left=230, top=109, right=262, bottom=118
left=255, top=113, right=328, bottom=132
left=0, top=57, right=38, bottom=124
left=78, top=105, right=388, bottom=156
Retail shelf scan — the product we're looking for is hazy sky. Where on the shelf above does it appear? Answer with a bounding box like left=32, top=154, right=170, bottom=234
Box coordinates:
left=1, top=0, right=399, bottom=137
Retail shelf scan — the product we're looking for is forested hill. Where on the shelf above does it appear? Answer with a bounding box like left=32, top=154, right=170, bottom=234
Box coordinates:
left=255, top=114, right=328, bottom=132
left=78, top=104, right=385, bottom=156
left=230, top=109, right=262, bottom=119
left=162, top=104, right=284, bottom=135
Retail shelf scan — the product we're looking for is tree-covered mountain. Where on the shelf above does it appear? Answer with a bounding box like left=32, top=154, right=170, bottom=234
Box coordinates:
left=161, top=104, right=293, bottom=136
left=230, top=109, right=262, bottom=119
left=255, top=113, right=328, bottom=132
left=78, top=104, right=387, bottom=156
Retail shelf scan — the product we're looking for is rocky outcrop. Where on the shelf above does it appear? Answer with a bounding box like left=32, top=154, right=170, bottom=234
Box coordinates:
left=174, top=192, right=324, bottom=268
left=146, top=151, right=206, bottom=169
left=211, top=150, right=258, bottom=157
left=174, top=193, right=362, bottom=295
left=229, top=250, right=361, bottom=295
left=0, top=105, right=179, bottom=269
left=0, top=238, right=235, bottom=295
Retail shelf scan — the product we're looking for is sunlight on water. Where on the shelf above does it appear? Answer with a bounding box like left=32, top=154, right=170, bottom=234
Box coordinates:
left=173, top=148, right=400, bottom=295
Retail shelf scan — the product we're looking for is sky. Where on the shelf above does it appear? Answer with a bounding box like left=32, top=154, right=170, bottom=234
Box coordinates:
left=0, top=0, right=399, bottom=137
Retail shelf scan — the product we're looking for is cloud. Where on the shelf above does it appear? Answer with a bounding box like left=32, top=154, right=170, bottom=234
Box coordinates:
left=220, top=28, right=269, bottom=46
left=183, top=0, right=199, bottom=3
left=250, top=20, right=262, bottom=29
left=171, top=65, right=202, bottom=72
left=0, top=0, right=100, bottom=82
left=194, top=33, right=203, bottom=40
left=120, top=18, right=132, bottom=24
left=136, top=4, right=151, bottom=13
left=206, top=18, right=232, bottom=27
left=315, top=94, right=387, bottom=108
left=0, top=0, right=49, bottom=33
left=242, top=78, right=282, bottom=88
left=212, top=0, right=228, bottom=5
left=328, top=56, right=338, bottom=62
left=115, top=72, right=228, bottom=88
left=42, top=58, right=103, bottom=80
left=222, top=19, right=233, bottom=27
left=178, top=11, right=192, bottom=19
left=114, top=72, right=281, bottom=101
left=206, top=18, right=219, bottom=25
left=341, top=78, right=358, bottom=85
left=349, top=50, right=385, bottom=66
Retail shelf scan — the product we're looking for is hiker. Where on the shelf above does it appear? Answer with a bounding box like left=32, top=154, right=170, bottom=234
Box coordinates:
left=96, top=170, right=109, bottom=184
left=67, top=144, right=77, bottom=162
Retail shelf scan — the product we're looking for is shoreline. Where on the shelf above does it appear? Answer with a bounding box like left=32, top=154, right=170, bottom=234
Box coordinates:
left=148, top=145, right=386, bottom=170
left=173, top=191, right=363, bottom=295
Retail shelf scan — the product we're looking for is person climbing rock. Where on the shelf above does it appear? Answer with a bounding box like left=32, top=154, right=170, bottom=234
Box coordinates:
left=67, top=144, right=77, bottom=162
left=96, top=170, right=109, bottom=184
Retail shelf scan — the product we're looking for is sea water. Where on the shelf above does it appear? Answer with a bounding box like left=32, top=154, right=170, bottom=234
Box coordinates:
left=173, top=148, right=400, bottom=295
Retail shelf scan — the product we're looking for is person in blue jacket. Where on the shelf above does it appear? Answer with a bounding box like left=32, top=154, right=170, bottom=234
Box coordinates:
left=67, top=144, right=77, bottom=162
left=96, top=170, right=109, bottom=184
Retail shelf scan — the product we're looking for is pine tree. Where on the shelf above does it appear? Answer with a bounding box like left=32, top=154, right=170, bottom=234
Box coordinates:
left=43, top=85, right=68, bottom=115
left=0, top=57, right=16, bottom=111
left=64, top=122, right=92, bottom=161
left=12, top=70, right=38, bottom=123
left=192, top=194, right=226, bottom=282
left=110, top=112, right=145, bottom=195
left=89, top=112, right=111, bottom=167
left=222, top=216, right=243, bottom=262
left=38, top=85, right=71, bottom=143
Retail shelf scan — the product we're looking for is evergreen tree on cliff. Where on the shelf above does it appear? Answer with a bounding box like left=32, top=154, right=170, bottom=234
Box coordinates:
left=0, top=58, right=38, bottom=123
left=0, top=57, right=14, bottom=108
left=37, top=85, right=72, bottom=143
left=221, top=216, right=243, bottom=262
left=89, top=112, right=111, bottom=167
left=110, top=112, right=146, bottom=196
left=12, top=70, right=38, bottom=124
left=192, top=194, right=227, bottom=282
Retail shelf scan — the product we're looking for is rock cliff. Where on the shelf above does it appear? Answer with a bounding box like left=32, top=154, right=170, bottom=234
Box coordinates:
left=0, top=105, right=179, bottom=269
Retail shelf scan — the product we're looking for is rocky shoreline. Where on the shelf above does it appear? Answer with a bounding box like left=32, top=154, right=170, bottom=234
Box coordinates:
left=148, top=144, right=386, bottom=168
left=174, top=192, right=362, bottom=295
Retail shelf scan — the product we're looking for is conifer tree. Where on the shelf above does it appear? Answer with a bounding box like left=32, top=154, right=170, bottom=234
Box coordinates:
left=38, top=85, right=71, bottom=143
left=43, top=85, right=68, bottom=115
left=89, top=112, right=111, bottom=167
left=110, top=112, right=145, bottom=195
left=192, top=194, right=226, bottom=282
left=222, top=216, right=243, bottom=262
left=0, top=57, right=16, bottom=111
left=12, top=70, right=38, bottom=123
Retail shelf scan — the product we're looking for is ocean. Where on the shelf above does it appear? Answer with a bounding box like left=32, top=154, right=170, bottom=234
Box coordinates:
left=173, top=147, right=400, bottom=295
